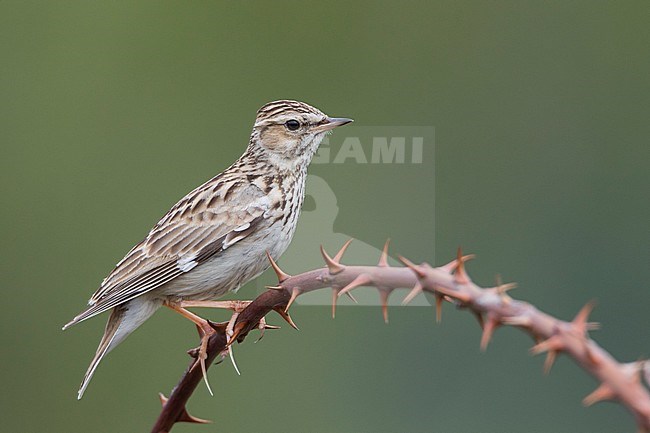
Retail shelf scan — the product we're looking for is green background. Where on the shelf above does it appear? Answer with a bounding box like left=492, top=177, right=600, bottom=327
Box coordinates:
left=2, top=1, right=649, bottom=432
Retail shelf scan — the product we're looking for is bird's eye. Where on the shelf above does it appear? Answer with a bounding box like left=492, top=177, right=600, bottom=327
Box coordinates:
left=285, top=120, right=300, bottom=131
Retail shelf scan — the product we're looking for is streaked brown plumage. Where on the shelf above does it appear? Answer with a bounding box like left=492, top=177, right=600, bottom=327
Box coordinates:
left=63, top=100, right=352, bottom=398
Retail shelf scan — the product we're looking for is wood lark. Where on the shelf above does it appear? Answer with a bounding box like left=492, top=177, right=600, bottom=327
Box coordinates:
left=63, top=100, right=352, bottom=398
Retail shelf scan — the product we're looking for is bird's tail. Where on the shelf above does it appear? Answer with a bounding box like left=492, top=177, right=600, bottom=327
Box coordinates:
left=77, top=306, right=124, bottom=399
left=77, top=298, right=161, bottom=399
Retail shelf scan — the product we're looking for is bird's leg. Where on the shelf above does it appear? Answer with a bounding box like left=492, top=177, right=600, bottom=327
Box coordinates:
left=167, top=300, right=279, bottom=381
left=178, top=300, right=256, bottom=375
left=178, top=300, right=251, bottom=311
left=164, top=302, right=220, bottom=396
left=177, top=299, right=261, bottom=346
left=171, top=300, right=258, bottom=376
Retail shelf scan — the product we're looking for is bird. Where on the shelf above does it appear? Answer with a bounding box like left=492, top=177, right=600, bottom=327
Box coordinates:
left=63, top=100, right=353, bottom=399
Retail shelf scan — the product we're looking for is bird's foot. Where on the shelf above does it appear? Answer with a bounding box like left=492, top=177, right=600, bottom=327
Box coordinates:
left=177, top=300, right=259, bottom=376
left=166, top=300, right=278, bottom=388
left=195, top=319, right=222, bottom=395
left=164, top=301, right=225, bottom=396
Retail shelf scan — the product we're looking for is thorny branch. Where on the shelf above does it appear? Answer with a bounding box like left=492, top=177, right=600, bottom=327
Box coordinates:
left=152, top=240, right=650, bottom=432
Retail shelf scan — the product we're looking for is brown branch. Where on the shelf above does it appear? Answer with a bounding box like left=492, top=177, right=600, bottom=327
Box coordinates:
left=151, top=289, right=290, bottom=433
left=152, top=242, right=650, bottom=432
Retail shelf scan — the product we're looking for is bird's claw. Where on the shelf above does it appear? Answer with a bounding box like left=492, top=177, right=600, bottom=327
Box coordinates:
left=193, top=320, right=220, bottom=396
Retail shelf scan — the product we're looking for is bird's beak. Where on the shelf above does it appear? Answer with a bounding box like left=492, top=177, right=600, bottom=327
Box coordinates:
left=313, top=117, right=354, bottom=132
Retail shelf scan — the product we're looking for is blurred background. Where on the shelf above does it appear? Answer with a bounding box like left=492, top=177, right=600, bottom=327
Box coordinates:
left=1, top=1, right=649, bottom=432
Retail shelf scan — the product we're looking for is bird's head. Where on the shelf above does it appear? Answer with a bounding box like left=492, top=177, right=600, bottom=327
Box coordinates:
left=248, top=100, right=352, bottom=170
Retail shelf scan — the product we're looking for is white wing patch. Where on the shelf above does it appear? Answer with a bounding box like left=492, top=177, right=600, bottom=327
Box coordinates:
left=223, top=222, right=253, bottom=250
left=234, top=222, right=251, bottom=232
left=177, top=255, right=198, bottom=272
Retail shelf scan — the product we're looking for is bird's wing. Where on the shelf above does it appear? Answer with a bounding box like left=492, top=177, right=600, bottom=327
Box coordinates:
left=64, top=180, right=271, bottom=328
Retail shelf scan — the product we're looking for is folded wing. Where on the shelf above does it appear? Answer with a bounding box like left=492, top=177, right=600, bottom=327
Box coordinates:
left=63, top=181, right=269, bottom=329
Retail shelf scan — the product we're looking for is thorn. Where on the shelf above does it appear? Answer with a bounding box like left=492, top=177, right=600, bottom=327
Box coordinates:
left=583, top=383, right=616, bottom=406
left=345, top=291, right=358, bottom=304
left=320, top=245, right=345, bottom=274
left=435, top=293, right=444, bottom=323
left=158, top=393, right=211, bottom=424
left=379, top=289, right=391, bottom=323
left=333, top=239, right=354, bottom=263
left=494, top=274, right=517, bottom=301
left=480, top=314, right=500, bottom=351
left=331, top=287, right=359, bottom=319
left=398, top=256, right=426, bottom=278
left=454, top=247, right=470, bottom=284
left=266, top=285, right=283, bottom=290
left=543, top=350, right=557, bottom=375
left=338, top=274, right=372, bottom=298
left=401, top=281, right=423, bottom=305
left=572, top=300, right=599, bottom=336
left=530, top=335, right=564, bottom=374
left=498, top=283, right=517, bottom=300
left=530, top=335, right=563, bottom=355
left=285, top=287, right=301, bottom=312
left=488, top=274, right=517, bottom=304
left=378, top=239, right=390, bottom=267
left=440, top=254, right=476, bottom=273
left=273, top=306, right=299, bottom=330
left=179, top=411, right=212, bottom=424
left=228, top=346, right=241, bottom=376
left=266, top=251, right=291, bottom=283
